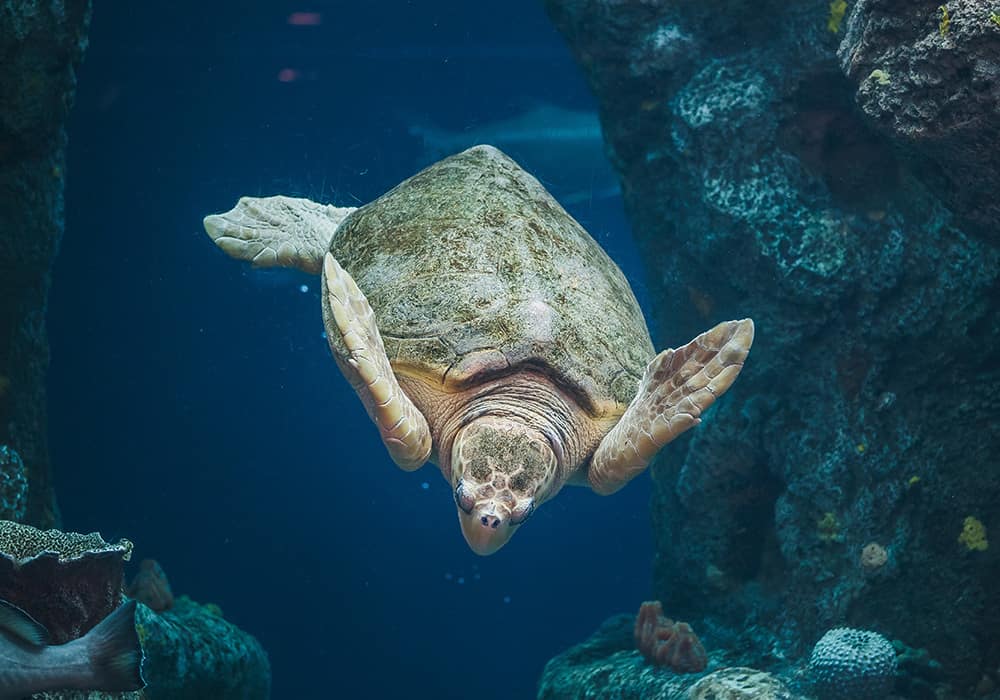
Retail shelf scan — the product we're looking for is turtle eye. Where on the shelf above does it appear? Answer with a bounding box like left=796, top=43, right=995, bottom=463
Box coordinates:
left=454, top=480, right=475, bottom=515
left=509, top=499, right=534, bottom=526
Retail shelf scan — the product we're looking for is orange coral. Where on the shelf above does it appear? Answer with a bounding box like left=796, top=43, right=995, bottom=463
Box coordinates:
left=126, top=559, right=174, bottom=612
left=634, top=600, right=708, bottom=673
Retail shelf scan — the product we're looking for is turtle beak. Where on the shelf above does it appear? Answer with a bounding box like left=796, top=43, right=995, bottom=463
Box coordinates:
left=457, top=504, right=517, bottom=556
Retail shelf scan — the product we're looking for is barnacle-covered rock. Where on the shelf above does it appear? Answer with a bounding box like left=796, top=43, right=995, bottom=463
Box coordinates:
left=0, top=519, right=132, bottom=643
left=808, top=627, right=897, bottom=699
left=0, top=444, right=28, bottom=520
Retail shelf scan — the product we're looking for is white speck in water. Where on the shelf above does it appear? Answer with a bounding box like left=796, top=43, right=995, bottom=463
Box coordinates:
left=299, top=284, right=309, bottom=293
left=503, top=596, right=511, bottom=604
left=320, top=331, right=327, bottom=339
left=421, top=482, right=429, bottom=490
left=457, top=577, right=465, bottom=585
left=444, top=572, right=453, bottom=581
left=473, top=573, right=481, bottom=580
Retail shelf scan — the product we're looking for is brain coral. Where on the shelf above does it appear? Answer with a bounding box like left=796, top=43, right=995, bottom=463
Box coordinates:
left=808, top=627, right=897, bottom=700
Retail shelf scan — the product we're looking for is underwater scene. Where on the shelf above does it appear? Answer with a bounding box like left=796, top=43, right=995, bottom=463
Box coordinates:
left=0, top=0, right=998, bottom=698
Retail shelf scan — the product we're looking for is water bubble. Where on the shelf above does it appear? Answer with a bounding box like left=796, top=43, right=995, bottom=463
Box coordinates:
left=299, top=284, right=309, bottom=293
left=421, top=482, right=429, bottom=490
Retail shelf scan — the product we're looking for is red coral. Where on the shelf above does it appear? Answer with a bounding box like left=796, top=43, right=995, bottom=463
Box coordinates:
left=634, top=600, right=708, bottom=673
left=126, top=559, right=174, bottom=612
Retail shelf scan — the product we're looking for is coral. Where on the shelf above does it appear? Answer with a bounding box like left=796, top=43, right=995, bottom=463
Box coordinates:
left=827, top=0, right=847, bottom=33
left=859, top=542, right=887, bottom=571
left=808, top=628, right=897, bottom=699
left=938, top=5, right=950, bottom=36
left=0, top=444, right=28, bottom=520
left=0, top=519, right=132, bottom=643
left=136, top=596, right=270, bottom=700
left=634, top=601, right=708, bottom=673
left=126, top=559, right=174, bottom=612
left=958, top=516, right=988, bottom=551
left=688, top=667, right=797, bottom=699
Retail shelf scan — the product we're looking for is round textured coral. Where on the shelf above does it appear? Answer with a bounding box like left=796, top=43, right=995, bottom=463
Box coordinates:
left=808, top=627, right=897, bottom=700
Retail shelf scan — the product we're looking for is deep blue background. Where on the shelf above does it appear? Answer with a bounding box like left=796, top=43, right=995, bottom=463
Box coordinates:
left=51, top=2, right=655, bottom=698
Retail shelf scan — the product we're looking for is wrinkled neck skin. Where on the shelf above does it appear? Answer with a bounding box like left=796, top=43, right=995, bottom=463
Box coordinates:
left=435, top=371, right=586, bottom=495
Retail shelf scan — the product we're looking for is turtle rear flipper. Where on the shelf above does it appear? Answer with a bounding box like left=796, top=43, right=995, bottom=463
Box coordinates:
left=588, top=319, right=754, bottom=495
left=203, top=195, right=356, bottom=274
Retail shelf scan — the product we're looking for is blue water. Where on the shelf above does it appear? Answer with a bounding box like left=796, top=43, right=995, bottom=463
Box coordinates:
left=51, top=2, right=653, bottom=697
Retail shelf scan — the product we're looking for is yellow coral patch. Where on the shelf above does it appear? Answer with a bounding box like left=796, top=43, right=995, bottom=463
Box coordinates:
left=828, top=0, right=848, bottom=33
left=959, top=516, right=988, bottom=551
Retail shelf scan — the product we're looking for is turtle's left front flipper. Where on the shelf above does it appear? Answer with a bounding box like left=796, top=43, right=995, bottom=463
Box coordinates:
left=588, top=319, right=754, bottom=495
left=323, top=254, right=433, bottom=471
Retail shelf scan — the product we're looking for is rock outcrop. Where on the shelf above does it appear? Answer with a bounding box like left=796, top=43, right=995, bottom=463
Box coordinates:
left=0, top=0, right=93, bottom=527
left=543, top=0, right=1000, bottom=695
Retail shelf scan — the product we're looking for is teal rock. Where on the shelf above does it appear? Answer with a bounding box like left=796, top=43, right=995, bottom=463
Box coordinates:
left=0, top=445, right=28, bottom=520
left=537, top=615, right=806, bottom=700
left=137, top=596, right=271, bottom=700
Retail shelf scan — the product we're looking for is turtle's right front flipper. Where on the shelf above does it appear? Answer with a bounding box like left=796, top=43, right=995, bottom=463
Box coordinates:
left=323, top=253, right=433, bottom=471
left=203, top=195, right=356, bottom=275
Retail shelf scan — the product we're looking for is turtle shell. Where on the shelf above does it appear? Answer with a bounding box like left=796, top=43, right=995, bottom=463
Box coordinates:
left=326, top=145, right=654, bottom=418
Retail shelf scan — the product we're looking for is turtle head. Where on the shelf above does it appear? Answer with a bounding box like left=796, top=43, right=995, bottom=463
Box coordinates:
left=450, top=416, right=558, bottom=555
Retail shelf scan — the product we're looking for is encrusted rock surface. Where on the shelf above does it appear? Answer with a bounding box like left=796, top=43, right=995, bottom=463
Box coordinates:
left=537, top=614, right=805, bottom=700
left=136, top=596, right=271, bottom=700
left=839, top=0, right=1000, bottom=240
left=0, top=444, right=28, bottom=520
left=544, top=0, right=1000, bottom=695
left=0, top=0, right=93, bottom=527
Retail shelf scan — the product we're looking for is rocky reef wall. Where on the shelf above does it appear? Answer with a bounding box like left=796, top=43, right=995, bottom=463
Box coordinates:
left=0, top=0, right=92, bottom=527
left=544, top=0, right=999, bottom=695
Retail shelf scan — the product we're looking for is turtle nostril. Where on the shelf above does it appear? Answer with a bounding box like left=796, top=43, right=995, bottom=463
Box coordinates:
left=480, top=515, right=489, bottom=526
left=491, top=519, right=500, bottom=529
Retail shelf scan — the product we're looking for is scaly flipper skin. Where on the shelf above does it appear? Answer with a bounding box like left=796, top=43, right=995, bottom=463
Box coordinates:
left=588, top=318, right=755, bottom=495
left=203, top=195, right=356, bottom=274
left=323, top=253, right=433, bottom=471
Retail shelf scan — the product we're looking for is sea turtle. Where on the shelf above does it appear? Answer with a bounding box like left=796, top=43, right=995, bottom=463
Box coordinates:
left=203, top=145, right=754, bottom=555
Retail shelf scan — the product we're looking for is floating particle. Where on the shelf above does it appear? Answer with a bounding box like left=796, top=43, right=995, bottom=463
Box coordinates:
left=299, top=284, right=309, bottom=293
left=503, top=596, right=511, bottom=604
left=421, top=482, right=429, bottom=490
left=444, top=572, right=453, bottom=581
left=457, top=577, right=465, bottom=585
